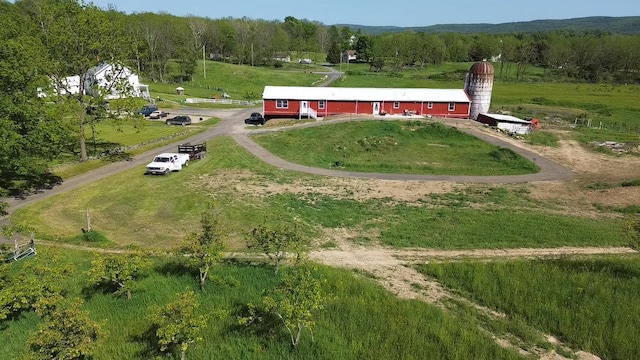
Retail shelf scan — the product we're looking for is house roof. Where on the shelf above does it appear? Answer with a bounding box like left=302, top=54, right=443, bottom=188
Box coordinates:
left=479, top=113, right=532, bottom=124
left=263, top=86, right=471, bottom=103
left=88, top=63, right=111, bottom=76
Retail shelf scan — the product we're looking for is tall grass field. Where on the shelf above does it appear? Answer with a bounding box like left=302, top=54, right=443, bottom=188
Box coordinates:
left=0, top=247, right=523, bottom=360
left=417, top=255, right=640, bottom=360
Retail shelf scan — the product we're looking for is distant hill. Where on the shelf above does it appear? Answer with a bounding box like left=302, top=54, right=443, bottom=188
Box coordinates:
left=338, top=16, right=640, bottom=35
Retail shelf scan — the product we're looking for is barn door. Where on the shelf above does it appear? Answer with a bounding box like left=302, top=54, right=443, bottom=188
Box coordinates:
left=373, top=102, right=380, bottom=115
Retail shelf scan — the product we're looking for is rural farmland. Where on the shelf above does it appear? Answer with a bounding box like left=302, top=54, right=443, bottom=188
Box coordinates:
left=2, top=1, right=640, bottom=359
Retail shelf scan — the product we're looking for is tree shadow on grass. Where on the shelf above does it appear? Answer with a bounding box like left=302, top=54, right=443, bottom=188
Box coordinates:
left=80, top=282, right=120, bottom=301
left=227, top=301, right=284, bottom=344
left=154, top=259, right=199, bottom=279
left=131, top=325, right=165, bottom=359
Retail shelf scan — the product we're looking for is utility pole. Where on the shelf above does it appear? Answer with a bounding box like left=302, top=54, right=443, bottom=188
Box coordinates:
left=251, top=43, right=254, bottom=67
left=203, top=45, right=206, bottom=79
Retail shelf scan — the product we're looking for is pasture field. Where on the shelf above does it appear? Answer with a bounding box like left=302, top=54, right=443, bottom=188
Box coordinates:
left=11, top=137, right=627, bottom=250
left=52, top=117, right=220, bottom=179
left=251, top=121, right=539, bottom=175
left=417, top=255, right=640, bottom=360
left=147, top=61, right=325, bottom=103
left=0, top=247, right=522, bottom=360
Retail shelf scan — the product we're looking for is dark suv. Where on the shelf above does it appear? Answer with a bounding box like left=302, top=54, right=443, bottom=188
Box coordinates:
left=138, top=104, right=158, bottom=117
left=166, top=116, right=192, bottom=126
left=244, top=112, right=265, bottom=125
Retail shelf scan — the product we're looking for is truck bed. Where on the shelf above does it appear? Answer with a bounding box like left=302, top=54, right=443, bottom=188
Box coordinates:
left=178, top=143, right=207, bottom=160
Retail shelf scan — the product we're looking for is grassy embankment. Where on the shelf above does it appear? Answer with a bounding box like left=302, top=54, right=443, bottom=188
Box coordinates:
left=251, top=120, right=539, bottom=176
left=417, top=255, right=640, bottom=360
left=12, top=136, right=626, bottom=250
left=0, top=247, right=523, bottom=360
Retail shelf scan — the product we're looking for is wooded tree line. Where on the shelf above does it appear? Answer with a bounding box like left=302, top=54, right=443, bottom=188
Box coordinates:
left=119, top=11, right=640, bottom=84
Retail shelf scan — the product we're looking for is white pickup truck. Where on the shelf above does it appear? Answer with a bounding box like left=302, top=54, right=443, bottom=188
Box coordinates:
left=145, top=153, right=190, bottom=175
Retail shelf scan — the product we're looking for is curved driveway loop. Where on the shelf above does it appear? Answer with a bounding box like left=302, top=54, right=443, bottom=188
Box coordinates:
left=235, top=117, right=573, bottom=183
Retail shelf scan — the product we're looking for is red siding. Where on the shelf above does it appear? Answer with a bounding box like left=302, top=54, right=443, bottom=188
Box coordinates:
left=264, top=98, right=470, bottom=118
left=326, top=101, right=358, bottom=115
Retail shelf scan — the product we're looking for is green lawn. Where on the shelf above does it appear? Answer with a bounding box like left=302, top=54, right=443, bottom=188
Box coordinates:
left=417, top=255, right=640, bottom=360
left=12, top=137, right=626, bottom=250
left=252, top=121, right=539, bottom=175
left=0, top=247, right=522, bottom=360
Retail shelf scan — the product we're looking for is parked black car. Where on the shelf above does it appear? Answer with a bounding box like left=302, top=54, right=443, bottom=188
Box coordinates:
left=244, top=112, right=265, bottom=125
left=166, top=116, right=192, bottom=126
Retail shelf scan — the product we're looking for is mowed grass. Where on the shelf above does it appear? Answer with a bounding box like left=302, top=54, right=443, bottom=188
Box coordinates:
left=0, top=247, right=522, bottom=360
left=417, top=255, right=640, bottom=360
left=53, top=117, right=220, bottom=179
left=251, top=121, right=539, bottom=175
left=12, top=137, right=317, bottom=249
left=13, top=136, right=626, bottom=250
left=148, top=61, right=325, bottom=101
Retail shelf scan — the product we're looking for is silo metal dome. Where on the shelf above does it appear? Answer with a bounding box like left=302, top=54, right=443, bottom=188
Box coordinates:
left=469, top=61, right=494, bottom=76
left=464, top=61, right=495, bottom=120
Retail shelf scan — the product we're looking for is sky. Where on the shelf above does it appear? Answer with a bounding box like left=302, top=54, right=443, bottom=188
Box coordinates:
left=86, top=0, right=640, bottom=27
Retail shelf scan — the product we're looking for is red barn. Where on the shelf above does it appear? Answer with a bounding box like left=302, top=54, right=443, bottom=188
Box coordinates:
left=262, top=86, right=471, bottom=119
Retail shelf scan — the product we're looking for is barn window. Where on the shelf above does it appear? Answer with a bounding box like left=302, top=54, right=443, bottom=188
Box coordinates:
left=448, top=102, right=455, bottom=111
left=276, top=99, right=288, bottom=109
left=393, top=101, right=400, bottom=109
left=427, top=102, right=433, bottom=109
left=318, top=100, right=325, bottom=109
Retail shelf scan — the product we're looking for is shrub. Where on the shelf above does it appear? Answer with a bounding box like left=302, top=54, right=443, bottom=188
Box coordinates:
left=83, top=230, right=108, bottom=243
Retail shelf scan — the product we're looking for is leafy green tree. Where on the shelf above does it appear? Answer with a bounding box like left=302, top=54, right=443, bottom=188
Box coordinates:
left=86, top=252, right=150, bottom=300
left=326, top=40, right=341, bottom=65
left=0, top=255, right=70, bottom=321
left=246, top=223, right=309, bottom=274
left=240, top=265, right=326, bottom=348
left=0, top=1, right=73, bottom=200
left=150, top=291, right=208, bottom=360
left=469, top=33, right=498, bottom=61
left=20, top=0, right=136, bottom=162
left=29, top=298, right=102, bottom=360
left=354, top=35, right=373, bottom=63
left=440, top=33, right=470, bottom=62
left=179, top=210, right=226, bottom=290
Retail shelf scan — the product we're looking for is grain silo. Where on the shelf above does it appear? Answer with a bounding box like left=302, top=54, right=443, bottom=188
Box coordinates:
left=464, top=61, right=494, bottom=120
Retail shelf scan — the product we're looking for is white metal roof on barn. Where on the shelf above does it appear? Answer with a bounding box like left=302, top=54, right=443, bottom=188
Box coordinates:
left=263, top=86, right=471, bottom=103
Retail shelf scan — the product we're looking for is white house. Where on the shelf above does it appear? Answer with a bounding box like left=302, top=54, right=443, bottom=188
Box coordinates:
left=272, top=53, right=291, bottom=63
left=343, top=50, right=357, bottom=63
left=84, top=63, right=150, bottom=100
left=44, top=63, right=149, bottom=100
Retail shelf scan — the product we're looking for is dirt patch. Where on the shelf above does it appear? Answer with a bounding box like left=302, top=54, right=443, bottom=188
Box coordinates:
left=195, top=170, right=456, bottom=203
